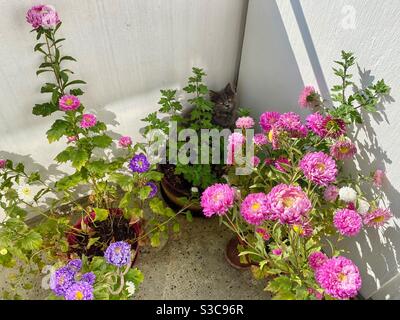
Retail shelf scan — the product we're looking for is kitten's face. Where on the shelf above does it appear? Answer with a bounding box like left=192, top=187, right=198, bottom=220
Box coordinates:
left=210, top=83, right=237, bottom=113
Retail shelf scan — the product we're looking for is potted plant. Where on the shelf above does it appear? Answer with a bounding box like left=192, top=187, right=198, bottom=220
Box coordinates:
left=200, top=51, right=393, bottom=299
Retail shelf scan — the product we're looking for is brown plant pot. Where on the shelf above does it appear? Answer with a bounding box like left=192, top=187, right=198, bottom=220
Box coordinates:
left=67, top=208, right=141, bottom=266
left=225, top=236, right=254, bottom=270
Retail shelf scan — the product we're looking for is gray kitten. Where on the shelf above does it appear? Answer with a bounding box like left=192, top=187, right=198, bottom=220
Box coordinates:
left=210, top=83, right=239, bottom=129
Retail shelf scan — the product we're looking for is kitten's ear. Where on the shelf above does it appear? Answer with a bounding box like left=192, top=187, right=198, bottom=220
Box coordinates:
left=209, top=90, right=219, bottom=101
left=224, top=83, right=236, bottom=96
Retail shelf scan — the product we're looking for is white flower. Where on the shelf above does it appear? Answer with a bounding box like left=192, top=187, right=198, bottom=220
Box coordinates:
left=125, top=281, right=136, bottom=297
left=339, top=187, right=357, bottom=203
left=17, top=184, right=34, bottom=203
left=191, top=187, right=199, bottom=194
left=358, top=199, right=370, bottom=215
left=0, top=248, right=8, bottom=256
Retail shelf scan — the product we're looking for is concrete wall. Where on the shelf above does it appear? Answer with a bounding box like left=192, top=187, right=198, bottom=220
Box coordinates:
left=238, top=0, right=400, bottom=299
left=0, top=0, right=248, bottom=170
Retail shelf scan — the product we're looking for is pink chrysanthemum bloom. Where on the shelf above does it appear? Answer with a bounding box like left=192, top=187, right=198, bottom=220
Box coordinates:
left=227, top=133, right=245, bottom=165
left=299, top=86, right=321, bottom=109
left=67, top=136, right=78, bottom=144
left=275, top=112, right=308, bottom=138
left=333, top=209, right=362, bottom=237
left=201, top=184, right=235, bottom=218
left=324, top=185, right=339, bottom=202
left=363, top=208, right=392, bottom=227
left=268, top=127, right=281, bottom=150
left=300, top=152, right=338, bottom=187
left=240, top=193, right=269, bottom=225
left=59, top=95, right=81, bottom=112
left=0, top=159, right=6, bottom=169
left=236, top=117, right=255, bottom=129
left=80, top=114, right=97, bottom=129
left=119, top=136, right=132, bottom=148
left=315, top=256, right=362, bottom=300
left=253, top=133, right=268, bottom=147
left=260, top=112, right=281, bottom=132
left=266, top=184, right=312, bottom=225
left=293, top=220, right=313, bottom=238
left=256, top=228, right=271, bottom=241
left=272, top=248, right=282, bottom=256
left=306, top=112, right=325, bottom=137
left=26, top=5, right=60, bottom=30
left=321, top=116, right=346, bottom=139
left=373, top=169, right=385, bottom=188
left=308, top=252, right=328, bottom=270
left=251, top=156, right=261, bottom=168
left=274, top=157, right=290, bottom=173
left=330, top=139, right=357, bottom=160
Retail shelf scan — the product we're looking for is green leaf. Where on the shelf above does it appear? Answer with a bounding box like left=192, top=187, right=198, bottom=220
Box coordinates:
left=60, top=56, right=77, bottom=63
left=41, top=83, right=57, bottom=93
left=172, top=222, right=180, bottom=233
left=92, top=135, right=113, bottom=149
left=47, top=119, right=70, bottom=143
left=17, top=231, right=43, bottom=251
left=32, top=102, right=58, bottom=117
left=150, top=233, right=161, bottom=247
left=93, top=208, right=109, bottom=222
left=70, top=88, right=84, bottom=96
left=64, top=80, right=87, bottom=88
left=87, top=237, right=100, bottom=250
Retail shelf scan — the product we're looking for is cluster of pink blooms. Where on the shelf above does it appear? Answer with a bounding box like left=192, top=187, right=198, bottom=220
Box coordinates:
left=235, top=117, right=255, bottom=129
left=200, top=184, right=236, bottom=218
left=315, top=256, right=362, bottom=300
left=26, top=5, right=60, bottom=30
left=298, top=86, right=321, bottom=109
left=333, top=209, right=363, bottom=237
left=80, top=114, right=97, bottom=129
left=253, top=133, right=268, bottom=147
left=306, top=113, right=346, bottom=139
left=240, top=193, right=269, bottom=225
left=59, top=95, right=81, bottom=112
left=119, top=136, right=132, bottom=148
left=274, top=112, right=308, bottom=138
left=300, top=152, right=338, bottom=186
left=330, top=139, right=357, bottom=161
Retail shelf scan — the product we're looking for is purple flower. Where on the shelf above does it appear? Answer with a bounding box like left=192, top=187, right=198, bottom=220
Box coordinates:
left=81, top=272, right=96, bottom=285
left=50, top=267, right=75, bottom=297
left=334, top=209, right=362, bottom=237
left=104, top=241, right=132, bottom=267
left=65, top=282, right=94, bottom=300
left=129, top=153, right=150, bottom=173
left=145, top=182, right=158, bottom=198
left=67, top=259, right=82, bottom=273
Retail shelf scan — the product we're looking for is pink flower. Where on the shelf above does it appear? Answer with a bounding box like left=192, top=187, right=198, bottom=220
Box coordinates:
left=272, top=248, right=282, bottom=256
left=227, top=133, right=245, bottom=165
left=240, top=193, right=269, bottom=225
left=201, top=184, right=235, bottom=218
left=275, top=112, right=308, bottom=138
left=251, top=156, right=261, bottom=168
left=308, top=252, right=328, bottom=270
left=0, top=159, right=6, bottom=169
left=264, top=158, right=275, bottom=166
left=293, top=220, right=313, bottom=238
left=274, top=157, right=290, bottom=173
left=363, top=208, right=392, bottom=227
left=26, top=5, right=60, bottom=30
left=236, top=117, right=255, bottom=129
left=59, top=95, right=81, bottom=112
left=300, top=152, right=338, bottom=187
left=373, top=170, right=385, bottom=188
left=324, top=185, right=339, bottom=202
left=256, top=228, right=271, bottom=241
left=306, top=112, right=325, bottom=137
left=119, top=136, right=132, bottom=148
left=67, top=136, right=78, bottom=144
left=253, top=134, right=268, bottom=147
left=334, top=209, right=362, bottom=237
left=330, top=140, right=357, bottom=160
left=299, top=86, right=321, bottom=108
left=266, top=184, right=312, bottom=225
left=80, top=114, right=97, bottom=129
left=315, top=256, right=362, bottom=300
left=308, top=288, right=324, bottom=300
left=321, top=116, right=346, bottom=139
left=260, top=112, right=280, bottom=132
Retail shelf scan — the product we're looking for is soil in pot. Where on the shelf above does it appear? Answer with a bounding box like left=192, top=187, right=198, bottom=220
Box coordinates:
left=67, top=208, right=141, bottom=264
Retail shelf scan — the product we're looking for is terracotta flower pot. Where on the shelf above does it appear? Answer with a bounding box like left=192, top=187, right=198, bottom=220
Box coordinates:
left=67, top=208, right=141, bottom=266
left=225, top=236, right=255, bottom=270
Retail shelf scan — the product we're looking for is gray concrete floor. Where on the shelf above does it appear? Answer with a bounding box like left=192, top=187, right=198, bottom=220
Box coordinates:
left=0, top=216, right=270, bottom=300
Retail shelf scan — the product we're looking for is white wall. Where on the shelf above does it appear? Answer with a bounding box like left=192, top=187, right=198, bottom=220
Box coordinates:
left=0, top=0, right=248, bottom=172
left=238, top=0, right=400, bottom=299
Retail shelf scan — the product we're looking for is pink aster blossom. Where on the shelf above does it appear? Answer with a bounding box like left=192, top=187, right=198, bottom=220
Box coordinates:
left=59, top=95, right=81, bottom=112
left=363, top=208, right=392, bottom=228
left=256, top=228, right=271, bottom=241
left=293, top=220, right=313, bottom=238
left=274, top=157, right=290, bottom=173
left=306, top=112, right=325, bottom=137
left=275, top=112, right=308, bottom=138
left=321, top=116, right=346, bottom=139
left=324, top=185, right=339, bottom=202
left=373, top=170, right=385, bottom=188
left=300, top=152, right=338, bottom=187
left=0, top=159, right=6, bottom=169
left=333, top=209, right=362, bottom=237
left=315, top=256, right=362, bottom=300
left=227, top=133, right=245, bottom=165
left=67, top=136, right=78, bottom=144
left=236, top=117, right=255, bottom=129
left=266, top=184, right=312, bottom=225
left=26, top=5, right=60, bottom=30
left=80, top=114, right=97, bottom=129
left=299, top=86, right=321, bottom=109
left=119, top=136, right=132, bottom=148
left=240, top=193, right=269, bottom=225
left=251, top=156, right=261, bottom=168
left=201, top=184, right=235, bottom=218
left=308, top=252, right=328, bottom=270
left=253, top=134, right=268, bottom=147
left=330, top=140, right=357, bottom=160
left=264, top=158, right=275, bottom=166
left=260, top=112, right=280, bottom=132
left=272, top=248, right=282, bottom=256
